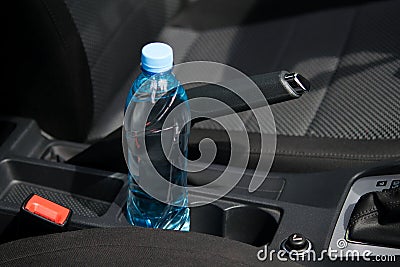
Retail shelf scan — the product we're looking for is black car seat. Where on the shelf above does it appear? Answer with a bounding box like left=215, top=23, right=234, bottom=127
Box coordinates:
left=0, top=227, right=299, bottom=266
left=2, top=0, right=400, bottom=172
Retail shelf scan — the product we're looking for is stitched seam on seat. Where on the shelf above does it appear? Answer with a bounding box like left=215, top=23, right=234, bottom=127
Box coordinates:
left=349, top=207, right=378, bottom=224
left=213, top=145, right=400, bottom=159
left=381, top=187, right=400, bottom=195
left=273, top=154, right=380, bottom=162
left=384, top=202, right=400, bottom=208
left=274, top=150, right=400, bottom=159
left=348, top=210, right=378, bottom=229
left=40, top=0, right=68, bottom=49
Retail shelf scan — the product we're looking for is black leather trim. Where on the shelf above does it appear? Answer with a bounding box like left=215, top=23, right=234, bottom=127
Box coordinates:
left=347, top=188, right=400, bottom=248
left=67, top=126, right=400, bottom=174
left=189, top=129, right=400, bottom=173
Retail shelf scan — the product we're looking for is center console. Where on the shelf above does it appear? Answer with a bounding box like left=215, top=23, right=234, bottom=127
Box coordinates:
left=0, top=116, right=399, bottom=264
left=330, top=174, right=400, bottom=255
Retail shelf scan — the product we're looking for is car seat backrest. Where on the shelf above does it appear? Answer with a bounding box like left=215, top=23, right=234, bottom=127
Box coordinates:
left=3, top=0, right=93, bottom=141
left=2, top=0, right=184, bottom=141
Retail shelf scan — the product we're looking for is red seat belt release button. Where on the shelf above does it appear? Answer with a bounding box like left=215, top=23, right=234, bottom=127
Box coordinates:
left=23, top=194, right=71, bottom=225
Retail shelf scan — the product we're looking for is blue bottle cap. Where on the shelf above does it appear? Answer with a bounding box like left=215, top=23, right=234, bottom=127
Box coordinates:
left=141, top=42, right=173, bottom=73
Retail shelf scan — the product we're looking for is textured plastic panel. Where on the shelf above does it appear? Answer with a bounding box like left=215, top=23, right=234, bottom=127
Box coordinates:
left=0, top=159, right=124, bottom=218
left=190, top=202, right=281, bottom=247
left=1, top=183, right=109, bottom=218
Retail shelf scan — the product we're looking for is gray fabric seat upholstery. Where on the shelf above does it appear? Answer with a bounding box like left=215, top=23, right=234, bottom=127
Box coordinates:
left=67, top=0, right=400, bottom=171
left=158, top=0, right=400, bottom=172
left=0, top=227, right=284, bottom=266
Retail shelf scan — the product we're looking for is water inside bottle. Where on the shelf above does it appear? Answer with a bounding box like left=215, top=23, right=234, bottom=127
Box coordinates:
left=125, top=79, right=190, bottom=231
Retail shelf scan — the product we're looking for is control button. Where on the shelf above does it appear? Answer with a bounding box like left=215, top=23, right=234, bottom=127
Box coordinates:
left=23, top=194, right=71, bottom=225
left=284, top=73, right=310, bottom=95
left=376, top=180, right=387, bottom=187
left=281, top=233, right=312, bottom=254
left=390, top=180, right=400, bottom=189
left=287, top=234, right=307, bottom=250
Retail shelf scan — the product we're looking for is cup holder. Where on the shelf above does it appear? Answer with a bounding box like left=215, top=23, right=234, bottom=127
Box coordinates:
left=191, top=204, right=280, bottom=247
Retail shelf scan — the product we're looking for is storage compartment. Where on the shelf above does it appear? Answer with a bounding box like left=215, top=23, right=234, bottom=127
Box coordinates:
left=0, top=159, right=124, bottom=218
left=190, top=203, right=280, bottom=247
left=0, top=158, right=281, bottom=248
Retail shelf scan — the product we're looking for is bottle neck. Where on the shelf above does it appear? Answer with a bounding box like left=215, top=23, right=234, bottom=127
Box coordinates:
left=141, top=67, right=173, bottom=76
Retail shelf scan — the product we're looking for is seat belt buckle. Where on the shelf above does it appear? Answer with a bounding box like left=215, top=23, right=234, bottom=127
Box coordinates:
left=19, top=194, right=72, bottom=237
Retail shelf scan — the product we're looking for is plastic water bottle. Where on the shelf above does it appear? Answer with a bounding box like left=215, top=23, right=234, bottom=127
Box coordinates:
left=124, top=43, right=190, bottom=231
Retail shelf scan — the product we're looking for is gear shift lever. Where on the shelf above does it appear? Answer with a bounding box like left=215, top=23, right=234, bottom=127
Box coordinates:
left=347, top=187, right=400, bottom=248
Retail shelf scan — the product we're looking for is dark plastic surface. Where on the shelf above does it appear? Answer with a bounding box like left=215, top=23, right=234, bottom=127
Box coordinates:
left=191, top=204, right=281, bottom=247
left=0, top=157, right=127, bottom=243
left=0, top=159, right=124, bottom=217
left=17, top=193, right=73, bottom=240
left=0, top=117, right=45, bottom=159
left=0, top=157, right=282, bottom=248
left=0, top=121, right=16, bottom=146
left=0, top=117, right=89, bottom=163
left=117, top=200, right=281, bottom=247
left=41, top=142, right=89, bottom=163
